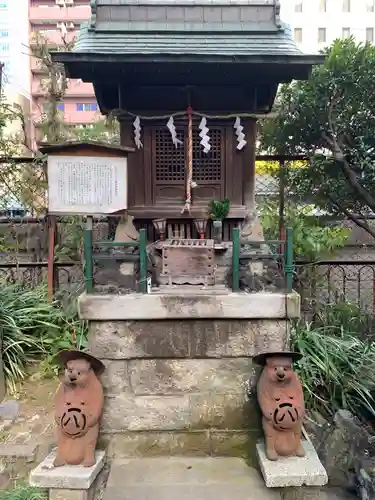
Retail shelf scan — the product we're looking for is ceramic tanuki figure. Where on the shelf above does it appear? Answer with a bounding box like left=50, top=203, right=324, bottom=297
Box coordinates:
left=53, top=350, right=105, bottom=467
left=254, top=351, right=305, bottom=461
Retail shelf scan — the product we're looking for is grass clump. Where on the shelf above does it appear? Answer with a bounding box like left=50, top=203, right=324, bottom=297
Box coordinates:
left=0, top=486, right=47, bottom=500
left=0, top=283, right=87, bottom=392
left=291, top=303, right=375, bottom=421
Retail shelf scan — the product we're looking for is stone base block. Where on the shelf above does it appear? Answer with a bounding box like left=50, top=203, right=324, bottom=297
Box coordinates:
left=100, top=429, right=261, bottom=464
left=256, top=441, right=328, bottom=488
left=49, top=488, right=94, bottom=500
left=281, top=487, right=351, bottom=500
left=29, top=450, right=105, bottom=490
left=78, top=291, right=300, bottom=320
left=281, top=487, right=328, bottom=500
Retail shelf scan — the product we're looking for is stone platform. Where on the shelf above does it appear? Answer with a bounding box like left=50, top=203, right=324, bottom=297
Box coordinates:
left=103, top=457, right=281, bottom=500
left=102, top=457, right=348, bottom=500
left=78, top=292, right=300, bottom=460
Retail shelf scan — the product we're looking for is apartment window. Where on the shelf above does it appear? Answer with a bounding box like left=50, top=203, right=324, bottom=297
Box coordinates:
left=0, top=43, right=9, bottom=52
left=294, top=28, right=303, bottom=43
left=44, top=102, right=65, bottom=112
left=343, top=0, right=350, bottom=12
left=319, top=0, right=327, bottom=12
left=0, top=31, right=8, bottom=37
left=367, top=1, right=375, bottom=12
left=318, top=28, right=327, bottom=43
left=294, top=1, right=303, bottom=12
left=366, top=27, right=374, bottom=42
left=76, top=103, right=98, bottom=112
left=342, top=27, right=351, bottom=38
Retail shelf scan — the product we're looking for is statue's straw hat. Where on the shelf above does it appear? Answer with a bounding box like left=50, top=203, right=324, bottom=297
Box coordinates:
left=54, top=349, right=105, bottom=375
left=253, top=351, right=303, bottom=366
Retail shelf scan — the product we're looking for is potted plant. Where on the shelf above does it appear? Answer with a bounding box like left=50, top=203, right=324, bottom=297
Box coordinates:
left=208, top=199, right=230, bottom=244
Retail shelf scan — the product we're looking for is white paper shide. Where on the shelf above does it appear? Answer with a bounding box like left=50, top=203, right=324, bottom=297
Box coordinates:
left=48, top=155, right=127, bottom=215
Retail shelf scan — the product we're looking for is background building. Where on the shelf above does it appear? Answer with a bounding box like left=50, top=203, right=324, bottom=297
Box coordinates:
left=2, top=0, right=375, bottom=143
left=29, top=0, right=100, bottom=140
left=282, top=0, right=375, bottom=54
left=0, top=0, right=30, bottom=97
left=0, top=0, right=31, bottom=156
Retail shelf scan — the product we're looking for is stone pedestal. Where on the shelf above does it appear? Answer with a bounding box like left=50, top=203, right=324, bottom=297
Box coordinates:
left=29, top=450, right=105, bottom=500
left=78, top=292, right=300, bottom=463
left=256, top=441, right=327, bottom=488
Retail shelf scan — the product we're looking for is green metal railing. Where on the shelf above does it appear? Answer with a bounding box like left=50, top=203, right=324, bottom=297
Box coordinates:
left=83, top=227, right=148, bottom=293
left=83, top=226, right=293, bottom=294
left=231, top=227, right=294, bottom=293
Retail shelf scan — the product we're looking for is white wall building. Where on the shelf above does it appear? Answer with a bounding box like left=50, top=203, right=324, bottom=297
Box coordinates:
left=280, top=0, right=375, bottom=54
left=0, top=0, right=30, bottom=98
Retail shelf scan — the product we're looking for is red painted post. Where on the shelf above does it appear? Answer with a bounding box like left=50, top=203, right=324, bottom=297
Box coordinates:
left=47, top=215, right=56, bottom=301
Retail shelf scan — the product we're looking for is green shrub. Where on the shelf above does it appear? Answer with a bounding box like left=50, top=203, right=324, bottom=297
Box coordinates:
left=259, top=200, right=349, bottom=261
left=0, top=283, right=87, bottom=391
left=291, top=308, right=375, bottom=420
left=208, top=199, right=230, bottom=221
left=313, top=302, right=375, bottom=342
left=0, top=486, right=47, bottom=500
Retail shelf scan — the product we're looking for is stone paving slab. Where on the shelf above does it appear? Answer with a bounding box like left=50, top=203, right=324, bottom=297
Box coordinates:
left=256, top=440, right=328, bottom=488
left=103, top=457, right=282, bottom=500
left=0, top=443, right=37, bottom=459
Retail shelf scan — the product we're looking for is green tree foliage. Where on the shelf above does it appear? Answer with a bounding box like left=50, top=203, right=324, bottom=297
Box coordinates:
left=31, top=31, right=73, bottom=143
left=31, top=32, right=119, bottom=145
left=260, top=38, right=375, bottom=238
left=0, top=33, right=119, bottom=214
left=259, top=200, right=349, bottom=261
left=73, top=117, right=120, bottom=144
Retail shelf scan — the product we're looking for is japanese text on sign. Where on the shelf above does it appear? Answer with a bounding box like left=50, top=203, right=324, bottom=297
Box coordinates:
left=48, top=155, right=127, bottom=214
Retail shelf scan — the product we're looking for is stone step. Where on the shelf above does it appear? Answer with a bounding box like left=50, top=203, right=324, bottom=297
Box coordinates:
left=0, top=443, right=39, bottom=489
left=103, top=457, right=282, bottom=500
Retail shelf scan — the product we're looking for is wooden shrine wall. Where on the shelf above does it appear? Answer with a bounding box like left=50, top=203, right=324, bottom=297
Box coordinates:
left=120, top=120, right=248, bottom=213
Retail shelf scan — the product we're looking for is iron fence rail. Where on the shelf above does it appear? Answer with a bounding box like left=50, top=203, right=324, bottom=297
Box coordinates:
left=0, top=258, right=374, bottom=310
left=295, top=260, right=375, bottom=313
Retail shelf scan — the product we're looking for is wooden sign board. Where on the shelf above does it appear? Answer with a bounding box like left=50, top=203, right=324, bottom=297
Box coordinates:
left=47, top=154, right=128, bottom=215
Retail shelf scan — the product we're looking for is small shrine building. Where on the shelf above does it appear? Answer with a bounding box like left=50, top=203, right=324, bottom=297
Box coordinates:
left=52, top=0, right=322, bottom=241
left=34, top=2, right=330, bottom=484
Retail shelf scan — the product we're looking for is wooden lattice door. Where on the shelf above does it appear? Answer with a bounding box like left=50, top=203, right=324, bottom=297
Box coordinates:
left=152, top=126, right=224, bottom=205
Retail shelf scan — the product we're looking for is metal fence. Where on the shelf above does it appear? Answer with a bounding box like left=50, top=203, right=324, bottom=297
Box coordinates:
left=0, top=155, right=374, bottom=309
left=0, top=261, right=83, bottom=294
left=0, top=253, right=374, bottom=312
left=296, top=261, right=375, bottom=314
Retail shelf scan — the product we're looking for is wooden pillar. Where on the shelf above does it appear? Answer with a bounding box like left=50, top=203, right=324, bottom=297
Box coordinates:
left=120, top=119, right=148, bottom=207
left=242, top=119, right=257, bottom=212
left=240, top=119, right=263, bottom=241
left=47, top=215, right=56, bottom=301
left=120, top=120, right=134, bottom=148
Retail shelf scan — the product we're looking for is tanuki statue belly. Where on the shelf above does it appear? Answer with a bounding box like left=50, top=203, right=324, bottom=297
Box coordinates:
left=53, top=350, right=105, bottom=467
left=254, top=351, right=305, bottom=461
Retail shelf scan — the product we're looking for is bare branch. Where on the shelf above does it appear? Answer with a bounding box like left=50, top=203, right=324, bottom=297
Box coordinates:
left=328, top=194, right=375, bottom=239
left=324, top=96, right=375, bottom=214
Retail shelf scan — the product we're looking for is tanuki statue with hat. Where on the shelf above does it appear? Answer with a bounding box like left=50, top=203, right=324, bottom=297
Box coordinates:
left=254, top=350, right=305, bottom=461
left=53, top=349, right=105, bottom=467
